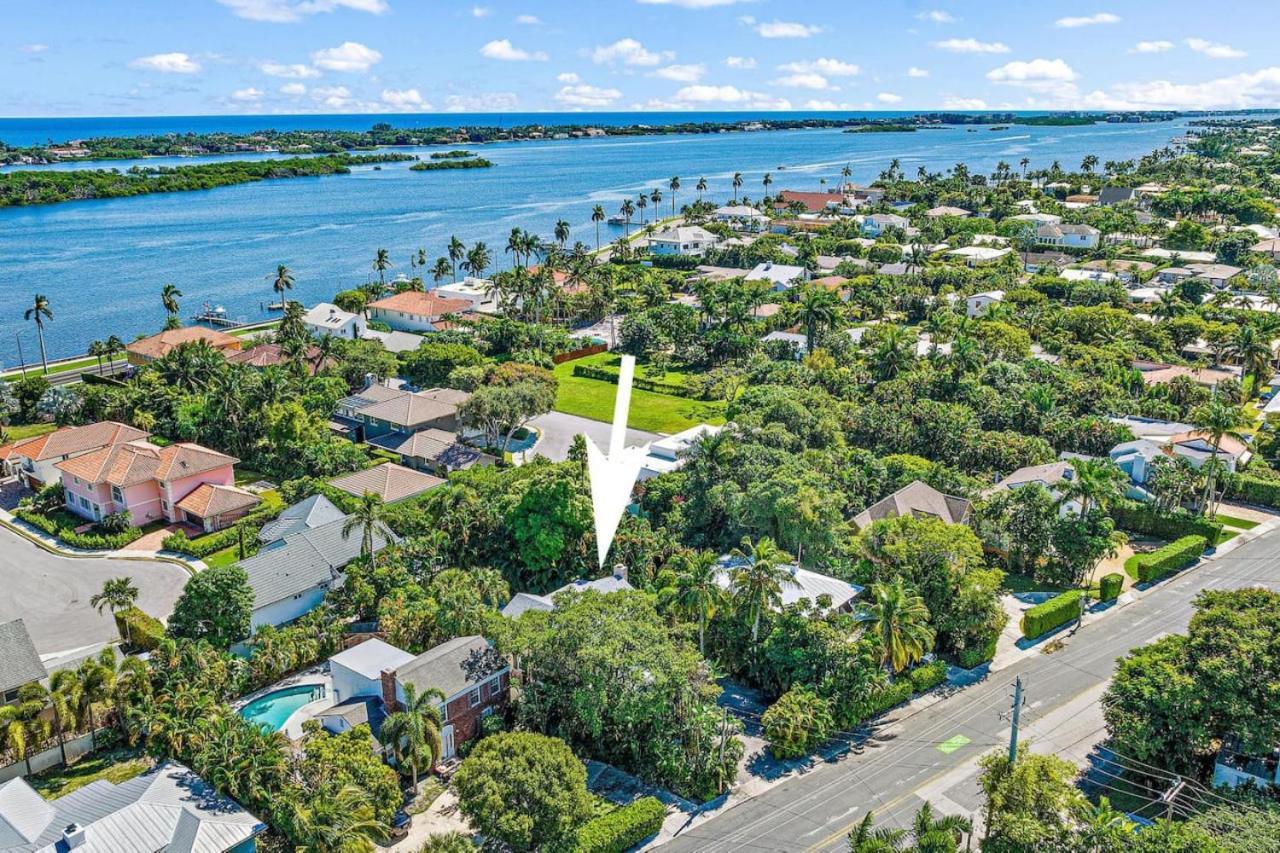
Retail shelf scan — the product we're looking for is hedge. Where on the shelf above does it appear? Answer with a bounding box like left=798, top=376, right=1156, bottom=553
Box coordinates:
left=1099, top=573, right=1124, bottom=602
left=15, top=509, right=142, bottom=550
left=859, top=680, right=915, bottom=721
left=1109, top=501, right=1222, bottom=543
left=908, top=659, right=948, bottom=694
left=573, top=797, right=666, bottom=853
left=1133, top=535, right=1207, bottom=584
left=1223, top=473, right=1280, bottom=508
left=161, top=497, right=283, bottom=557
left=572, top=364, right=698, bottom=399
left=957, top=637, right=998, bottom=669
left=1020, top=590, right=1083, bottom=639
left=114, top=607, right=166, bottom=651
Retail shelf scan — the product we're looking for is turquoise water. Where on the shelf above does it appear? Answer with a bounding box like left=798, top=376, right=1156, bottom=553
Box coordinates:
left=238, top=683, right=324, bottom=732
left=0, top=112, right=1205, bottom=363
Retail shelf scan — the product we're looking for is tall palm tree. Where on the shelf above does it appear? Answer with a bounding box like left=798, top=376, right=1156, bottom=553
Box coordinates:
left=447, top=236, right=465, bottom=282
left=731, top=172, right=743, bottom=202
left=24, top=294, right=52, bottom=374
left=797, top=285, right=839, bottom=355
left=431, top=257, right=451, bottom=286
left=342, top=491, right=394, bottom=570
left=381, top=683, right=445, bottom=795
left=695, top=176, right=707, bottom=203
left=373, top=249, right=392, bottom=286
left=668, top=176, right=680, bottom=217
left=637, top=192, right=648, bottom=225
left=673, top=550, right=728, bottom=655
left=88, top=340, right=106, bottom=375
left=872, top=325, right=915, bottom=380
left=840, top=163, right=852, bottom=188
left=1058, top=458, right=1128, bottom=518
left=272, top=265, right=294, bottom=305
left=650, top=187, right=663, bottom=220
left=761, top=172, right=773, bottom=198
left=553, top=219, right=570, bottom=247
left=1226, top=325, right=1273, bottom=395
left=729, top=536, right=795, bottom=643
left=161, top=283, right=183, bottom=319
left=104, top=335, right=124, bottom=371
left=91, top=576, right=139, bottom=645
left=1192, top=398, right=1248, bottom=516
left=463, top=242, right=491, bottom=279
left=862, top=577, right=934, bottom=674
left=591, top=204, right=606, bottom=251
left=620, top=199, right=635, bottom=236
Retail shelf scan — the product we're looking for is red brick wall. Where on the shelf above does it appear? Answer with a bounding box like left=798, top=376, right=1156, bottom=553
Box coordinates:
left=444, top=670, right=510, bottom=748
left=380, top=670, right=399, bottom=712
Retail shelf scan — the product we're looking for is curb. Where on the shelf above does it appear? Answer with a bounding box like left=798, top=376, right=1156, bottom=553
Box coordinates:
left=0, top=516, right=198, bottom=575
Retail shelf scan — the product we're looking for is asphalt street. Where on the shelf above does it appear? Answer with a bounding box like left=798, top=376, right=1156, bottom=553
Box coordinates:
left=528, top=410, right=664, bottom=462
left=661, top=526, right=1280, bottom=852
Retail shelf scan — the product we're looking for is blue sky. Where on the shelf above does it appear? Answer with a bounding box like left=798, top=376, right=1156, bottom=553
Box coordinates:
left=4, top=0, right=1279, bottom=117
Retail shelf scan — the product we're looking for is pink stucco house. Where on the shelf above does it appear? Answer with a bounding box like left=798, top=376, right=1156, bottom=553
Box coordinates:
left=56, top=438, right=259, bottom=532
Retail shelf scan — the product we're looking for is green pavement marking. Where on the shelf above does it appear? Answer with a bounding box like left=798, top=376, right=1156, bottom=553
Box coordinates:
left=937, top=735, right=971, bottom=754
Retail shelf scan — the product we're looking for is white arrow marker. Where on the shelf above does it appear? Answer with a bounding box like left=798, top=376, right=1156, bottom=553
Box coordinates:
left=585, top=354, right=652, bottom=568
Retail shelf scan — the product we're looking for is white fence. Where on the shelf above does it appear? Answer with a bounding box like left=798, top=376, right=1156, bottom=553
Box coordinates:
left=0, top=729, right=107, bottom=783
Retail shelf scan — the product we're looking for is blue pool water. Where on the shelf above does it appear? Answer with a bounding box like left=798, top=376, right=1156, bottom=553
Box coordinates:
left=238, top=683, right=325, bottom=732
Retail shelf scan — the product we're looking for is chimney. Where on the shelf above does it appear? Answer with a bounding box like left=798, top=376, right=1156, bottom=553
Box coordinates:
left=612, top=563, right=628, bottom=582
left=63, top=824, right=87, bottom=849
left=380, top=669, right=401, bottom=713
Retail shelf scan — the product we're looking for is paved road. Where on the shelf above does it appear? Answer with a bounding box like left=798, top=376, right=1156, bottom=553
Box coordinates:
left=662, top=527, right=1280, bottom=852
left=528, top=411, right=664, bottom=462
left=0, top=525, right=189, bottom=656
left=4, top=359, right=129, bottom=387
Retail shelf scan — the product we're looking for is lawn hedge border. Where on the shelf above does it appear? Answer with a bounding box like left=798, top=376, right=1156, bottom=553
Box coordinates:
left=114, top=606, right=166, bottom=651
left=571, top=363, right=699, bottom=399
left=15, top=509, right=142, bottom=550
left=1133, top=535, right=1207, bottom=584
left=573, top=796, right=666, bottom=853
left=1108, top=501, right=1222, bottom=543
left=1223, top=473, right=1280, bottom=508
left=1020, top=589, right=1083, bottom=639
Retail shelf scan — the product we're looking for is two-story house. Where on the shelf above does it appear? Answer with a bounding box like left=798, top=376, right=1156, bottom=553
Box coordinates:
left=2, top=421, right=147, bottom=490
left=365, top=291, right=472, bottom=334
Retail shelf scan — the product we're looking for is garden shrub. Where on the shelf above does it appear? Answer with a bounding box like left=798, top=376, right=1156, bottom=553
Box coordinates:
left=573, top=797, right=667, bottom=853
left=1223, top=473, right=1280, bottom=508
left=572, top=364, right=697, bottom=399
left=1133, top=535, right=1207, bottom=584
left=1099, top=572, right=1124, bottom=602
left=908, top=659, right=949, bottom=694
left=1109, top=501, right=1222, bottom=543
left=858, top=679, right=914, bottom=721
left=957, top=636, right=998, bottom=669
left=115, top=606, right=166, bottom=651
left=1020, top=589, right=1084, bottom=639
left=15, top=509, right=142, bottom=550
left=161, top=497, right=284, bottom=557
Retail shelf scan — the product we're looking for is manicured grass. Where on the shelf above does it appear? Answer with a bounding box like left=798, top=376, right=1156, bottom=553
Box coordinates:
left=3, top=422, right=58, bottom=441
left=1215, top=529, right=1240, bottom=545
left=1, top=356, right=124, bottom=380
left=29, top=749, right=152, bottom=799
left=204, top=545, right=242, bottom=568
left=1002, top=573, right=1072, bottom=595
left=1214, top=513, right=1259, bottom=530
left=553, top=352, right=726, bottom=434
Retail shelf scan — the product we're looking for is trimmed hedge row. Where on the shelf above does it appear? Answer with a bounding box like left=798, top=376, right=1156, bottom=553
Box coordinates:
left=1099, top=573, right=1124, bottom=602
left=860, top=680, right=915, bottom=720
left=15, top=509, right=142, bottom=550
left=1020, top=590, right=1083, bottom=639
left=572, top=364, right=699, bottom=399
left=573, top=797, right=666, bottom=853
left=909, top=659, right=949, bottom=694
left=1133, top=535, right=1207, bottom=584
left=957, top=637, right=998, bottom=669
left=1223, top=473, right=1280, bottom=509
left=114, top=606, right=166, bottom=651
left=161, top=498, right=283, bottom=557
left=1109, top=501, right=1222, bottom=543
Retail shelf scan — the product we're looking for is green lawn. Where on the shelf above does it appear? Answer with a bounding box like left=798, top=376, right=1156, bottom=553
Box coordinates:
left=1001, top=573, right=1072, bottom=595
left=4, top=422, right=58, bottom=441
left=2, top=356, right=124, bottom=380
left=29, top=749, right=152, bottom=799
left=1122, top=553, right=1141, bottom=580
left=204, top=545, right=242, bottom=568
left=1215, top=529, right=1240, bottom=545
left=1215, top=513, right=1259, bottom=530
left=553, top=352, right=727, bottom=434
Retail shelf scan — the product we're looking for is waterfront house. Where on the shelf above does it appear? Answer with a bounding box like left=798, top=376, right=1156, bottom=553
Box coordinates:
left=303, top=302, right=366, bottom=339
left=227, top=342, right=333, bottom=374
left=366, top=428, right=496, bottom=476
left=966, top=290, right=1006, bottom=318
left=861, top=213, right=909, bottom=238
left=0, top=619, right=46, bottom=705
left=0, top=761, right=264, bottom=852
left=1, top=421, right=147, bottom=490
left=648, top=225, right=721, bottom=257
left=776, top=190, right=847, bottom=215
left=1035, top=222, right=1101, bottom=250
left=745, top=261, right=809, bottom=291
left=327, top=462, right=444, bottom=504
left=125, top=327, right=242, bottom=365
left=365, top=291, right=472, bottom=334
left=851, top=480, right=972, bottom=531
left=637, top=424, right=722, bottom=482
left=434, top=277, right=505, bottom=314
left=57, top=438, right=255, bottom=530
left=501, top=565, right=635, bottom=619
left=712, top=204, right=769, bottom=232
left=712, top=557, right=862, bottom=614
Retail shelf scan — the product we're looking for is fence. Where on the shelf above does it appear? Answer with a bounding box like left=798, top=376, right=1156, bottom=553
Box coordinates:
left=0, top=728, right=108, bottom=783
left=553, top=343, right=608, bottom=364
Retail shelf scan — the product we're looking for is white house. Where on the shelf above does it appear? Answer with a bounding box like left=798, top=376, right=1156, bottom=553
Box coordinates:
left=329, top=638, right=416, bottom=705
left=648, top=225, right=721, bottom=257
left=304, top=302, right=366, bottom=339
left=434, top=277, right=503, bottom=314
left=713, top=557, right=863, bottom=614
left=1141, top=247, right=1218, bottom=264
left=501, top=566, right=635, bottom=618
left=365, top=291, right=472, bottom=333
left=712, top=205, right=769, bottom=232
left=1060, top=268, right=1117, bottom=283
left=638, top=423, right=723, bottom=481
left=983, top=460, right=1081, bottom=515
left=761, top=330, right=809, bottom=356
left=948, top=246, right=1010, bottom=267
left=1036, top=223, right=1101, bottom=249
left=966, top=290, right=1006, bottom=317
left=861, top=213, right=909, bottom=238
left=745, top=261, right=809, bottom=291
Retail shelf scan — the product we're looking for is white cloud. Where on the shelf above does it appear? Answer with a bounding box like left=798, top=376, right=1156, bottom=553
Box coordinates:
left=943, top=96, right=988, bottom=110
left=515, top=14, right=541, bottom=24
left=311, top=41, right=382, bottom=72
left=311, top=84, right=353, bottom=107
left=672, top=84, right=791, bottom=109
left=231, top=87, right=264, bottom=101
left=639, top=0, right=751, bottom=6
left=216, top=0, right=387, bottom=23
left=934, top=38, right=1010, bottom=54
left=779, top=58, right=860, bottom=77
left=725, top=56, right=756, bottom=69
left=129, top=52, right=201, bottom=74
left=471, top=5, right=492, bottom=16
left=381, top=88, right=431, bottom=108
left=773, top=73, right=833, bottom=90
left=1186, top=38, right=1246, bottom=59
left=803, top=99, right=856, bottom=110
left=907, top=67, right=929, bottom=78
left=444, top=92, right=519, bottom=112
left=1055, top=12, right=1121, bottom=28
left=480, top=39, right=548, bottom=61
left=261, top=61, right=320, bottom=78
left=916, top=10, right=955, bottom=23
left=742, top=17, right=823, bottom=38
left=877, top=92, right=903, bottom=104
left=280, top=83, right=307, bottom=95
left=987, top=58, right=1077, bottom=84
left=19, top=43, right=49, bottom=54
left=1132, top=40, right=1174, bottom=54
left=557, top=72, right=580, bottom=83
left=652, top=64, right=706, bottom=82
left=555, top=83, right=623, bottom=107
left=590, top=38, right=667, bottom=66
left=1086, top=67, right=1280, bottom=110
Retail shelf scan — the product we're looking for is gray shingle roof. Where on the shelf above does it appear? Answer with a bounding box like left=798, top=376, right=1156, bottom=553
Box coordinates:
left=852, top=480, right=971, bottom=530
left=0, top=620, right=47, bottom=695
left=395, top=636, right=506, bottom=701
left=257, top=494, right=346, bottom=544
left=240, top=516, right=398, bottom=610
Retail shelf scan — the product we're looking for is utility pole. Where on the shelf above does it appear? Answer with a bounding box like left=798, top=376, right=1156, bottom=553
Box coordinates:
left=1007, top=676, right=1025, bottom=764
left=1159, top=777, right=1186, bottom=820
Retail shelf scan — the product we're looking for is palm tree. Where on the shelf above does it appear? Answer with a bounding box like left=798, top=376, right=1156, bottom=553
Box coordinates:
left=696, top=176, right=707, bottom=202
left=1058, top=458, right=1128, bottom=518
left=24, top=294, right=52, bottom=374
left=91, top=576, right=139, bottom=645
left=373, top=248, right=392, bottom=286
left=272, top=264, right=294, bottom=305
left=1020, top=157, right=1030, bottom=177
left=732, top=172, right=743, bottom=202
left=1192, top=398, right=1248, bottom=516
left=591, top=204, right=606, bottom=251
left=862, top=577, right=934, bottom=674
left=1226, top=325, right=1274, bottom=395
left=431, top=257, right=451, bottom=286
left=553, top=219, right=570, bottom=247
left=620, top=199, right=635, bottom=236
left=161, top=283, right=183, bottom=319
left=104, top=335, right=124, bottom=371
left=729, top=536, right=795, bottom=643
left=910, top=801, right=972, bottom=851
left=872, top=325, right=915, bottom=380
left=761, top=172, right=773, bottom=198
left=342, top=491, right=394, bottom=570
left=88, top=340, right=106, bottom=375
left=637, top=192, right=648, bottom=225
left=847, top=812, right=907, bottom=852
left=287, top=783, right=388, bottom=852
left=381, top=683, right=445, bottom=795
left=797, top=285, right=839, bottom=355
left=673, top=550, right=729, bottom=655
left=667, top=176, right=680, bottom=217
left=463, top=242, right=491, bottom=279
left=447, top=236, right=465, bottom=282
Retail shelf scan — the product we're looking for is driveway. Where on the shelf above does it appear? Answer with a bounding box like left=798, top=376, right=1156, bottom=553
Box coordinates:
left=0, top=524, right=189, bottom=656
left=528, top=411, right=664, bottom=462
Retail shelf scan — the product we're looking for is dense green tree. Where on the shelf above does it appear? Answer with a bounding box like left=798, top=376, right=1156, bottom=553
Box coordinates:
left=167, top=564, right=254, bottom=648
left=977, top=746, right=1085, bottom=851
left=761, top=686, right=835, bottom=758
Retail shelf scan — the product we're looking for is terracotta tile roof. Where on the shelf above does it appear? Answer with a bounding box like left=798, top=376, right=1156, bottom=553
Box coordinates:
left=175, top=483, right=261, bottom=517
left=366, top=291, right=471, bottom=318
left=6, top=421, right=147, bottom=463
left=812, top=275, right=849, bottom=291
left=327, top=462, right=444, bottom=503
left=56, top=439, right=238, bottom=486
left=125, top=327, right=241, bottom=360
left=777, top=190, right=842, bottom=213
left=226, top=342, right=331, bottom=372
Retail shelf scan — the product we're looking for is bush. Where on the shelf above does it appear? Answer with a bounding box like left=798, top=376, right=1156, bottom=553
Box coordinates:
left=1133, top=535, right=1207, bottom=584
left=859, top=680, right=914, bottom=720
left=573, top=797, right=666, bottom=853
left=114, top=606, right=166, bottom=651
left=761, top=687, right=835, bottom=758
left=1109, top=501, right=1222, bottom=543
left=956, top=637, right=998, bottom=669
left=1020, top=590, right=1084, bottom=639
left=15, top=509, right=143, bottom=550
left=1099, top=572, right=1124, bottom=602
left=1223, top=473, right=1280, bottom=508
left=571, top=363, right=697, bottom=399
left=98, top=510, right=133, bottom=534
left=908, top=659, right=949, bottom=694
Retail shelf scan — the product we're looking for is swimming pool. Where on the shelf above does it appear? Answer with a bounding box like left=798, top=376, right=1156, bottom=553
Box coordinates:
left=238, top=683, right=326, bottom=732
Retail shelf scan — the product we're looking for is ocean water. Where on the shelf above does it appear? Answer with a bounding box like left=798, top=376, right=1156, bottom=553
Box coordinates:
left=0, top=113, right=1198, bottom=364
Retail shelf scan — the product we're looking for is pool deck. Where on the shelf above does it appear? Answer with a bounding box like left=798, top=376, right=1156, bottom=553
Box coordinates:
left=234, top=667, right=336, bottom=741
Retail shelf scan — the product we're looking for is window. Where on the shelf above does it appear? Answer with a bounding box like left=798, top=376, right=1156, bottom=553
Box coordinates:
left=73, top=476, right=81, bottom=485
left=468, top=688, right=481, bottom=708
left=111, top=486, right=123, bottom=503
